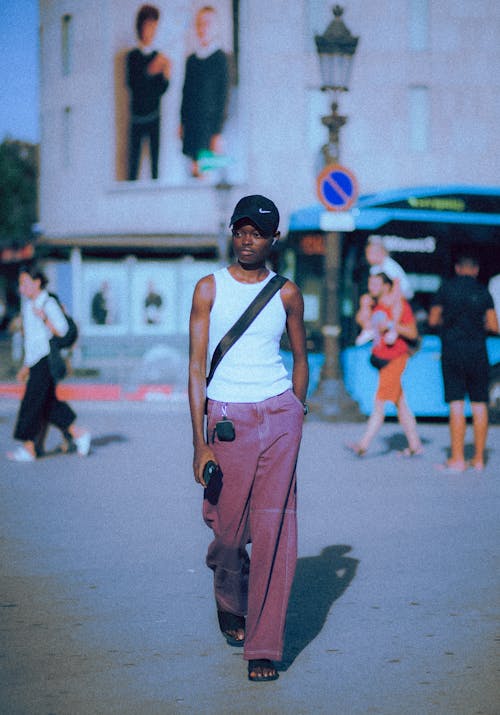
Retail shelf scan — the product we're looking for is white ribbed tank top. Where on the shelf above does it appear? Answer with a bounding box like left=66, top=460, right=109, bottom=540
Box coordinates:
left=207, top=268, right=292, bottom=402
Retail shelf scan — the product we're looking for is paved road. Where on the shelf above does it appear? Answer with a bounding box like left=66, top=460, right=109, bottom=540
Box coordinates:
left=1, top=400, right=499, bottom=714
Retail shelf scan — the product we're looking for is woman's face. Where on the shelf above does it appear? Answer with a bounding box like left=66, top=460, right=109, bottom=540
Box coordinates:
left=140, top=18, right=158, bottom=47
left=19, top=272, right=40, bottom=299
left=365, top=243, right=385, bottom=266
left=231, top=223, right=274, bottom=267
left=195, top=10, right=216, bottom=46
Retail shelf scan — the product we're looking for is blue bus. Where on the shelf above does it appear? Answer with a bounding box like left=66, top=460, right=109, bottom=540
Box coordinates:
left=282, top=185, right=500, bottom=420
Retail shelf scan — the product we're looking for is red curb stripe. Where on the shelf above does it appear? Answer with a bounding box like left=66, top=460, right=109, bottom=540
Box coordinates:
left=124, top=385, right=173, bottom=401
left=0, top=383, right=24, bottom=398
left=58, top=384, right=122, bottom=401
left=0, top=383, right=178, bottom=402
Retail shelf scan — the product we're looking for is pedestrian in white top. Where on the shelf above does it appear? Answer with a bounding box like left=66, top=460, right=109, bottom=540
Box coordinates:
left=189, top=195, right=308, bottom=683
left=6, top=266, right=90, bottom=462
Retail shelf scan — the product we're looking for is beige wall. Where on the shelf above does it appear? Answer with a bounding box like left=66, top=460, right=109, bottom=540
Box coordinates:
left=39, top=0, right=500, bottom=240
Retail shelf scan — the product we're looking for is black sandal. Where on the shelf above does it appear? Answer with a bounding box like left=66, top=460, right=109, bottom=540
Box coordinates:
left=248, top=659, right=279, bottom=682
left=217, top=610, right=245, bottom=647
left=345, top=442, right=366, bottom=457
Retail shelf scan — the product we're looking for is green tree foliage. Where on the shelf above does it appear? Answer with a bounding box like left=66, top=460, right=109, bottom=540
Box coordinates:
left=0, top=139, right=38, bottom=248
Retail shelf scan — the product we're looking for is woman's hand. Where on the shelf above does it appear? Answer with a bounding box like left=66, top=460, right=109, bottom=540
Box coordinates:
left=16, top=365, right=29, bottom=383
left=147, top=52, right=171, bottom=78
left=193, top=444, right=217, bottom=487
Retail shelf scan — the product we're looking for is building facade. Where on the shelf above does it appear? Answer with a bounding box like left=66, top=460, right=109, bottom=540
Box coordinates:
left=38, top=0, right=500, bottom=357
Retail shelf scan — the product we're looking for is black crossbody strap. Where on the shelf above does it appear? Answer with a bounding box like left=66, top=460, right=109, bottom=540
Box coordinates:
left=206, top=274, right=288, bottom=387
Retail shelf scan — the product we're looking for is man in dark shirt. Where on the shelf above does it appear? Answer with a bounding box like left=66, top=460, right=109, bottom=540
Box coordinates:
left=429, top=255, right=499, bottom=471
left=91, top=282, right=109, bottom=325
left=126, top=5, right=171, bottom=180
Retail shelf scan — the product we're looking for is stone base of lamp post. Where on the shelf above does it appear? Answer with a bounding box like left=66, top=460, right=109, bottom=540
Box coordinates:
left=308, top=230, right=364, bottom=422
left=309, top=376, right=364, bottom=422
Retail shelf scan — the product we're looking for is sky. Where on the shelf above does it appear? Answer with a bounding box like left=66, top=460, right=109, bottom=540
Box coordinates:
left=0, top=0, right=39, bottom=143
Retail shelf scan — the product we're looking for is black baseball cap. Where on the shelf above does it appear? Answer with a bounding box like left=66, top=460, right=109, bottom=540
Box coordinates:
left=229, top=195, right=280, bottom=237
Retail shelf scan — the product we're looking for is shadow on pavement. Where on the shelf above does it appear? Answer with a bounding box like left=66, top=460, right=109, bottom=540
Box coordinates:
left=381, top=432, right=431, bottom=455
left=439, top=443, right=491, bottom=464
left=90, top=433, right=129, bottom=448
left=279, top=544, right=359, bottom=670
left=33, top=433, right=128, bottom=459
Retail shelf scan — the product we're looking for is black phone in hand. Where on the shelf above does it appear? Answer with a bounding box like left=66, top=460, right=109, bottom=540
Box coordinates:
left=203, top=460, right=218, bottom=486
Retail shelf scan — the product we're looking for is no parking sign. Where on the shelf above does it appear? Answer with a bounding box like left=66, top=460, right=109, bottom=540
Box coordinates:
left=316, top=164, right=358, bottom=211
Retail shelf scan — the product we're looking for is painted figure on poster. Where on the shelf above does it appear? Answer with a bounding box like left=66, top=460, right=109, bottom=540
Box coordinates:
left=180, top=5, right=230, bottom=178
left=126, top=4, right=171, bottom=180
left=91, top=281, right=115, bottom=325
left=144, top=281, right=164, bottom=325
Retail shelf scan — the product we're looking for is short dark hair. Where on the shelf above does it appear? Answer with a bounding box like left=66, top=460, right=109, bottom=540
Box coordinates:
left=136, top=4, right=160, bottom=40
left=456, top=253, right=479, bottom=269
left=19, top=264, right=48, bottom=288
left=371, top=271, right=393, bottom=287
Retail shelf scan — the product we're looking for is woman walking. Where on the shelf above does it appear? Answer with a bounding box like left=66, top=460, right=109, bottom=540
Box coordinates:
left=188, top=195, right=308, bottom=681
left=7, top=266, right=90, bottom=462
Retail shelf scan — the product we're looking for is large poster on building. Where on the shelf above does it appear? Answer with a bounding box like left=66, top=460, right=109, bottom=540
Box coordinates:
left=113, top=1, right=239, bottom=186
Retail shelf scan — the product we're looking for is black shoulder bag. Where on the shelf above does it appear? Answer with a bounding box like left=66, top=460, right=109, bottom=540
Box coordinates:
left=45, top=293, right=79, bottom=382
left=48, top=293, right=79, bottom=349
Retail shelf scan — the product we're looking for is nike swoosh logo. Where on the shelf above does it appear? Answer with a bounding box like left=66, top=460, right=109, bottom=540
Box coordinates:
left=258, top=208, right=271, bottom=213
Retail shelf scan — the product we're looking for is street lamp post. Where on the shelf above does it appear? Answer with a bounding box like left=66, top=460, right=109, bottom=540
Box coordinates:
left=215, top=171, right=233, bottom=266
left=311, top=5, right=361, bottom=420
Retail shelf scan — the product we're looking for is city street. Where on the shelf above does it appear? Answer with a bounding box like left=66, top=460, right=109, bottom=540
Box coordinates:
left=1, top=399, right=499, bottom=715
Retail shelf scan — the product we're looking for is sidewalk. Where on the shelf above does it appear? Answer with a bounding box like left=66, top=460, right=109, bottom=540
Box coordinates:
left=1, top=402, right=499, bottom=714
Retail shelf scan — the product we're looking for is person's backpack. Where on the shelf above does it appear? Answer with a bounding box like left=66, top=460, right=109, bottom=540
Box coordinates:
left=47, top=293, right=79, bottom=349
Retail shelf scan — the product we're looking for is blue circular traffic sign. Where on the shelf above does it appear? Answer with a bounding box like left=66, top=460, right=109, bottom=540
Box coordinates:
left=317, top=164, right=358, bottom=211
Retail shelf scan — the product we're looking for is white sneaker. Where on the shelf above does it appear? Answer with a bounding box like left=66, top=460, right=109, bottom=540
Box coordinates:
left=355, top=329, right=374, bottom=346
left=6, top=446, right=36, bottom=462
left=74, top=431, right=91, bottom=456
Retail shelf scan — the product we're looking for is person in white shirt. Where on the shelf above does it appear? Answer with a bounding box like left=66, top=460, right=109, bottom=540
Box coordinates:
left=366, top=236, right=413, bottom=299
left=355, top=236, right=413, bottom=346
left=6, top=266, right=90, bottom=462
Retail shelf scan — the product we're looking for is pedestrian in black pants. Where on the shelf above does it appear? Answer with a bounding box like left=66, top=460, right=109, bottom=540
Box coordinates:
left=6, top=266, right=91, bottom=462
left=429, top=254, right=499, bottom=472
